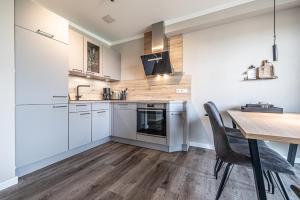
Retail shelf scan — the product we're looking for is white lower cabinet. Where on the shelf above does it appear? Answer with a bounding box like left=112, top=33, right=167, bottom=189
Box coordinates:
left=16, top=104, right=68, bottom=167
left=92, top=110, right=110, bottom=141
left=69, top=111, right=92, bottom=149
left=113, top=104, right=137, bottom=140
left=168, top=112, right=184, bottom=146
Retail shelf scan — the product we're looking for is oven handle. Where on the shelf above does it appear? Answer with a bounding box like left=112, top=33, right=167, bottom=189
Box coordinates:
left=137, top=109, right=164, bottom=112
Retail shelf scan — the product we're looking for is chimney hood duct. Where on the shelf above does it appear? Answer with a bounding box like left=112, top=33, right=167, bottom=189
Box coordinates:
left=141, top=21, right=173, bottom=76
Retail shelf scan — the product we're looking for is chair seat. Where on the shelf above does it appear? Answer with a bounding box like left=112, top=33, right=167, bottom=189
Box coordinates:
left=225, top=127, right=244, bottom=139
left=230, top=142, right=295, bottom=175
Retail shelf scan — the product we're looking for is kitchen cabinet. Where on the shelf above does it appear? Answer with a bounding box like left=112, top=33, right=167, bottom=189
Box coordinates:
left=113, top=103, right=137, bottom=140
left=15, top=0, right=69, bottom=44
left=69, top=109, right=92, bottom=149
left=168, top=112, right=184, bottom=147
left=15, top=26, right=68, bottom=105
left=69, top=28, right=84, bottom=72
left=102, top=46, right=121, bottom=80
left=92, top=109, right=110, bottom=141
left=84, top=36, right=102, bottom=76
left=16, top=104, right=68, bottom=167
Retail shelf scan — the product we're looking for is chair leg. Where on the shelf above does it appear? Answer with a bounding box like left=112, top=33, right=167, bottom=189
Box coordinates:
left=215, top=163, right=233, bottom=200
left=215, top=160, right=224, bottom=180
left=267, top=170, right=275, bottom=194
left=274, top=172, right=290, bottom=200
left=214, top=158, right=220, bottom=179
left=263, top=170, right=270, bottom=193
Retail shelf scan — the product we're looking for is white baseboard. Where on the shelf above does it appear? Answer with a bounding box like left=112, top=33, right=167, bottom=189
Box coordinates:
left=0, top=176, right=18, bottom=191
left=190, top=142, right=215, bottom=150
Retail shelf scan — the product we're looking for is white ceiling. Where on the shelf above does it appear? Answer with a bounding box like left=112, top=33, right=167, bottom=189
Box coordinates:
left=37, top=0, right=300, bottom=45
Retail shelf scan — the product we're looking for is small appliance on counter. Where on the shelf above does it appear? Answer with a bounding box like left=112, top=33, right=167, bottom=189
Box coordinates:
left=102, top=88, right=111, bottom=100
left=110, top=88, right=128, bottom=100
left=111, top=90, right=121, bottom=100
left=241, top=102, right=283, bottom=113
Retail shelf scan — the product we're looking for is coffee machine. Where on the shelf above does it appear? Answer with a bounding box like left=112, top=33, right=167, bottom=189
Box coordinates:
left=102, top=88, right=111, bottom=100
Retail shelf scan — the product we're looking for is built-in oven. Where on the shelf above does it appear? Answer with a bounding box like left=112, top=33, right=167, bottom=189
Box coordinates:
left=137, top=103, right=166, bottom=137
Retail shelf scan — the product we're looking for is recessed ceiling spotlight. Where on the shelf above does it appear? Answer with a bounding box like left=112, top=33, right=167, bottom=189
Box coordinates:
left=102, top=15, right=115, bottom=24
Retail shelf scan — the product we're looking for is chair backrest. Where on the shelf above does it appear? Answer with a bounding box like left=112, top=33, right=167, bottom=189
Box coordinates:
left=204, top=102, right=232, bottom=160
left=207, top=101, right=225, bottom=126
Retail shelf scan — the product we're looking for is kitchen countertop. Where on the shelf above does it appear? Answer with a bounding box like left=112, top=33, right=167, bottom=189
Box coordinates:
left=69, top=100, right=188, bottom=104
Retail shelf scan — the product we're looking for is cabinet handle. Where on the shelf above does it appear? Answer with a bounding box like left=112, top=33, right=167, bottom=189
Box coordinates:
left=171, top=113, right=182, bottom=116
left=72, top=69, right=83, bottom=72
left=80, top=113, right=91, bottom=115
left=97, top=111, right=106, bottom=114
left=36, top=29, right=54, bottom=39
left=53, top=96, right=67, bottom=98
left=104, top=75, right=111, bottom=78
left=76, top=104, right=87, bottom=107
left=53, top=105, right=67, bottom=108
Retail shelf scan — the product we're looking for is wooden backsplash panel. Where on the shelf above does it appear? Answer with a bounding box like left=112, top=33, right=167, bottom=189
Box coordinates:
left=144, top=32, right=183, bottom=73
left=168, top=34, right=183, bottom=73
left=110, top=75, right=191, bottom=101
left=144, top=32, right=152, bottom=55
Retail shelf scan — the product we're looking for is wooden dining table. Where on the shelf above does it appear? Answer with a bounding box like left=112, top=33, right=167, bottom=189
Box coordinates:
left=227, top=110, right=300, bottom=200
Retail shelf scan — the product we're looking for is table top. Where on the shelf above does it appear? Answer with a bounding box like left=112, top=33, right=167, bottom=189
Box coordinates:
left=227, top=110, right=300, bottom=144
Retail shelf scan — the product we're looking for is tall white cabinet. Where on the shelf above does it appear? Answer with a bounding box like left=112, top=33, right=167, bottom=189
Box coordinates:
left=15, top=0, right=69, bottom=168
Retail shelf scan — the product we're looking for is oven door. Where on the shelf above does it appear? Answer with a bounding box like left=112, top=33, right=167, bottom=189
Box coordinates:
left=137, top=108, right=166, bottom=137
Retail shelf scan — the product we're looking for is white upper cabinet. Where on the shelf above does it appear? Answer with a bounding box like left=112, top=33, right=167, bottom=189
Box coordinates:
left=84, top=36, right=102, bottom=76
left=102, top=46, right=121, bottom=81
left=69, top=29, right=84, bottom=72
left=15, top=0, right=69, bottom=44
left=15, top=26, right=68, bottom=105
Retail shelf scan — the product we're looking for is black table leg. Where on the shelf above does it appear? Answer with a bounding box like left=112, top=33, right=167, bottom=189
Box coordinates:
left=232, top=120, right=237, bottom=129
left=287, top=144, right=298, bottom=166
left=248, top=139, right=267, bottom=200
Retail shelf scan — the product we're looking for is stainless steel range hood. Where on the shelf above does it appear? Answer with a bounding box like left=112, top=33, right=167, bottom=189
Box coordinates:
left=141, top=22, right=173, bottom=76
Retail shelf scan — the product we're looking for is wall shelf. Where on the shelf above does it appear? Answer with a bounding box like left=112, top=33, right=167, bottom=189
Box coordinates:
left=243, top=76, right=278, bottom=81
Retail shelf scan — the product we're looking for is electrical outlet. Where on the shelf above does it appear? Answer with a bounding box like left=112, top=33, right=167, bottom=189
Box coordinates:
left=176, top=88, right=188, bottom=94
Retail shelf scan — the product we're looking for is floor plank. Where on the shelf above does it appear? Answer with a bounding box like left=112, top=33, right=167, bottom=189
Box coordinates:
left=0, top=142, right=299, bottom=200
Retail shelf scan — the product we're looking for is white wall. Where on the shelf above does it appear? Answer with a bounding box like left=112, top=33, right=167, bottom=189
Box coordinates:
left=184, top=7, right=300, bottom=157
left=113, top=38, right=145, bottom=80
left=0, top=0, right=18, bottom=190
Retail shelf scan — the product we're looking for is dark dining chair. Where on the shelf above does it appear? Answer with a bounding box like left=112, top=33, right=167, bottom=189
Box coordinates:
left=207, top=102, right=246, bottom=179
left=204, top=102, right=295, bottom=200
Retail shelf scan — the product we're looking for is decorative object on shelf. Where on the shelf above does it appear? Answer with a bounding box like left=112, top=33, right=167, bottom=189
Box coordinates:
left=243, top=65, right=257, bottom=80
left=258, top=60, right=275, bottom=79
left=272, top=0, right=278, bottom=61
left=242, top=60, right=278, bottom=81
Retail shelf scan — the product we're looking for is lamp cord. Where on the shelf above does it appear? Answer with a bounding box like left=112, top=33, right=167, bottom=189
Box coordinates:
left=273, top=0, right=276, bottom=45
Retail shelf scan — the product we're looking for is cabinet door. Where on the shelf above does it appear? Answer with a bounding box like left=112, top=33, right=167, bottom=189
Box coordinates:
left=113, top=108, right=136, bottom=140
left=92, top=110, right=110, bottom=141
left=103, top=46, right=121, bottom=80
left=168, top=112, right=184, bottom=146
left=69, top=112, right=92, bottom=149
left=16, top=104, right=68, bottom=167
left=84, top=36, right=102, bottom=76
left=15, top=0, right=69, bottom=44
left=15, top=26, right=68, bottom=105
left=69, top=29, right=84, bottom=72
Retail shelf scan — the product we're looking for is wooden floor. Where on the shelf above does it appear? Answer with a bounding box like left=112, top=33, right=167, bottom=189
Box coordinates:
left=1, top=142, right=300, bottom=200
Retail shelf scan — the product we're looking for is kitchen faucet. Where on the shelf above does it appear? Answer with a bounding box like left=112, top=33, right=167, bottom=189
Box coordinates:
left=75, top=85, right=90, bottom=100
